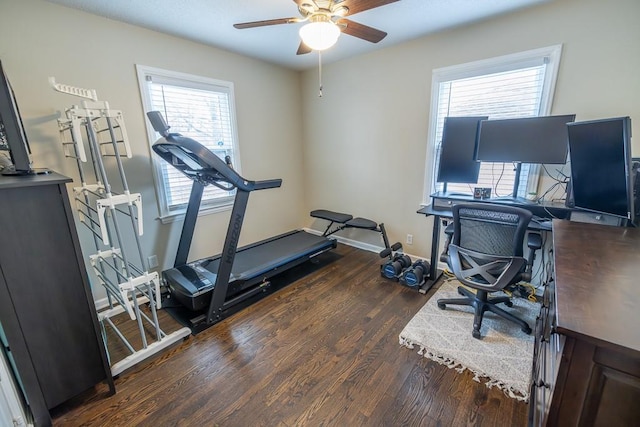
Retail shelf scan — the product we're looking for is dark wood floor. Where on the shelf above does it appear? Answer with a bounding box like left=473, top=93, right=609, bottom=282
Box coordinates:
left=52, top=244, right=527, bottom=426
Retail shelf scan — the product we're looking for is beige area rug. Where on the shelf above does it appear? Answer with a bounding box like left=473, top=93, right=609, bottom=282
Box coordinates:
left=399, top=278, right=539, bottom=401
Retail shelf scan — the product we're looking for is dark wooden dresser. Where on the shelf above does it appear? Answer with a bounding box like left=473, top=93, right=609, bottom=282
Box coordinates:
left=0, top=172, right=114, bottom=426
left=530, top=219, right=640, bottom=426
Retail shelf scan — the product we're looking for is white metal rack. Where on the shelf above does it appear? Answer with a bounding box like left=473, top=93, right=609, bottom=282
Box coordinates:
left=51, top=78, right=190, bottom=376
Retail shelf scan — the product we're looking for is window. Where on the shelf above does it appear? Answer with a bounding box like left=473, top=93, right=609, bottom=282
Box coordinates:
left=426, top=45, right=563, bottom=200
left=137, top=65, right=241, bottom=221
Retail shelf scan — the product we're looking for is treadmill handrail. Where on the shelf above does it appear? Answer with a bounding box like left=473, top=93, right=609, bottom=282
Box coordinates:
left=152, top=133, right=282, bottom=192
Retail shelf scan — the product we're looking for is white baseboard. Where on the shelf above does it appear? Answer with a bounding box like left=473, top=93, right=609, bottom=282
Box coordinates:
left=302, top=227, right=427, bottom=263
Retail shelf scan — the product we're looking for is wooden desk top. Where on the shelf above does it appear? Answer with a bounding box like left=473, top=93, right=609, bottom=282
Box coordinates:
left=553, top=219, right=640, bottom=354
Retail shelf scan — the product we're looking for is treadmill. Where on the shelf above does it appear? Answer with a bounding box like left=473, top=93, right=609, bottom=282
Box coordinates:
left=147, top=111, right=336, bottom=331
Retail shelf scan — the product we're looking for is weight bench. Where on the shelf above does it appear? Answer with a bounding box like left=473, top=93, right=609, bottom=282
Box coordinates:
left=310, top=209, right=393, bottom=255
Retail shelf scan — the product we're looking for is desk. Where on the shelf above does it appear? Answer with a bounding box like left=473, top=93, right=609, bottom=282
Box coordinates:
left=530, top=219, right=640, bottom=426
left=416, top=193, right=571, bottom=294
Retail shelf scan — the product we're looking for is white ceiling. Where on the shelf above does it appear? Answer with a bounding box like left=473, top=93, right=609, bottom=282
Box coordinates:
left=45, top=0, right=551, bottom=71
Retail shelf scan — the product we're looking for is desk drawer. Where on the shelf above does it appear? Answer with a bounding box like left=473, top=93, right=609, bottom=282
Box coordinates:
left=433, top=198, right=456, bottom=210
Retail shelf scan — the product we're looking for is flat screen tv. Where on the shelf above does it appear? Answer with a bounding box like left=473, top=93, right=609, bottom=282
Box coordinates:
left=437, top=116, right=487, bottom=183
left=474, top=114, right=576, bottom=164
left=0, top=59, right=39, bottom=175
left=567, top=117, right=633, bottom=220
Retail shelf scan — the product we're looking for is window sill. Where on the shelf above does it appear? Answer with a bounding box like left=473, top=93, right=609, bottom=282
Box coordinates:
left=157, top=201, right=233, bottom=224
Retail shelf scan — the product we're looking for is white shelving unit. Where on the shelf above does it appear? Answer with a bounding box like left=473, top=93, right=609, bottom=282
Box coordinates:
left=51, top=78, right=190, bottom=376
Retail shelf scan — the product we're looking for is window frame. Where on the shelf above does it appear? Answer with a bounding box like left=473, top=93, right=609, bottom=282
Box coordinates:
left=423, top=45, right=564, bottom=204
left=136, top=65, right=242, bottom=223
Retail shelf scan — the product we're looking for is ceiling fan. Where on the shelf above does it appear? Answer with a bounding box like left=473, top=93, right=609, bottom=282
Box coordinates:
left=234, top=0, right=400, bottom=54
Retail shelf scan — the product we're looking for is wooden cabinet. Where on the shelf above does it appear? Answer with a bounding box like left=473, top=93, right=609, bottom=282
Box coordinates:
left=529, top=274, right=566, bottom=426
left=548, top=336, right=640, bottom=425
left=0, top=173, right=114, bottom=426
left=529, top=220, right=640, bottom=426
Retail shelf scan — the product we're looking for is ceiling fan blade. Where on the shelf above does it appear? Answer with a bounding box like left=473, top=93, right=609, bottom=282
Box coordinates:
left=234, top=17, right=299, bottom=29
left=338, top=18, right=387, bottom=43
left=297, top=42, right=313, bottom=55
left=341, top=0, right=400, bottom=16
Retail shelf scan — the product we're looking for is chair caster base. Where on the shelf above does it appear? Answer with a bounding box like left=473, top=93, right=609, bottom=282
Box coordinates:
left=522, top=326, right=532, bottom=335
left=472, top=330, right=482, bottom=339
left=437, top=302, right=446, bottom=310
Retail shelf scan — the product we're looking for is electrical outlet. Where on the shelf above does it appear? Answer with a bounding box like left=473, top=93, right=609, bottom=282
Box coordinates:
left=406, top=234, right=413, bottom=245
left=147, top=254, right=158, bottom=269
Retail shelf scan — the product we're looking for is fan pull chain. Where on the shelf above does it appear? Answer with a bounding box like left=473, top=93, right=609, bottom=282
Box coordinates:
left=318, top=51, right=323, bottom=98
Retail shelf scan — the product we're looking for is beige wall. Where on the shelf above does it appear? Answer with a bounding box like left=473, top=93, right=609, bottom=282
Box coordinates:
left=2, top=0, right=639, bottom=300
left=301, top=0, right=640, bottom=259
left=0, top=0, right=305, bottom=299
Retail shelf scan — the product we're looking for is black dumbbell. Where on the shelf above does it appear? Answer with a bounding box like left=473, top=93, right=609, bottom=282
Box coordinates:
left=381, top=253, right=412, bottom=280
left=400, top=260, right=431, bottom=287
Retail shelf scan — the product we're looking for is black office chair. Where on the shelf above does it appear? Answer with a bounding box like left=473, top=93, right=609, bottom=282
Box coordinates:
left=437, top=203, right=540, bottom=339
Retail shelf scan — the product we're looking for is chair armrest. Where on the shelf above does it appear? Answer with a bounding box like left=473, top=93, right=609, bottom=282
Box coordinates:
left=440, top=222, right=455, bottom=264
left=522, top=232, right=543, bottom=280
left=444, top=222, right=454, bottom=237
left=528, top=232, right=542, bottom=251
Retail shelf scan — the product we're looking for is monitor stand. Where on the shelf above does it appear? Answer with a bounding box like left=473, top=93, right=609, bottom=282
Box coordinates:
left=488, top=163, right=537, bottom=205
left=440, top=182, right=474, bottom=198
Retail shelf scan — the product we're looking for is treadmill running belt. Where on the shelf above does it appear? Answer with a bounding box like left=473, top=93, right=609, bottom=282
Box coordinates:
left=164, top=230, right=335, bottom=311
left=200, top=230, right=330, bottom=280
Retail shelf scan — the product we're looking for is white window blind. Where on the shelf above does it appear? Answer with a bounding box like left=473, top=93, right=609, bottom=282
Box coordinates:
left=137, top=66, right=241, bottom=220
left=427, top=46, right=563, bottom=200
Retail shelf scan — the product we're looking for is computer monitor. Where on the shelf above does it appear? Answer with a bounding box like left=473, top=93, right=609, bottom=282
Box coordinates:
left=474, top=114, right=576, bottom=164
left=567, top=117, right=633, bottom=220
left=437, top=116, right=487, bottom=184
left=0, top=59, right=35, bottom=175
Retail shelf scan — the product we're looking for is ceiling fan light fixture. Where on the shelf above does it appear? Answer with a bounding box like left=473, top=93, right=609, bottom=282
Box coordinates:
left=299, top=16, right=341, bottom=51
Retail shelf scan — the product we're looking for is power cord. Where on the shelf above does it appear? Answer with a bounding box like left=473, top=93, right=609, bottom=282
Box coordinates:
left=504, top=283, right=539, bottom=303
